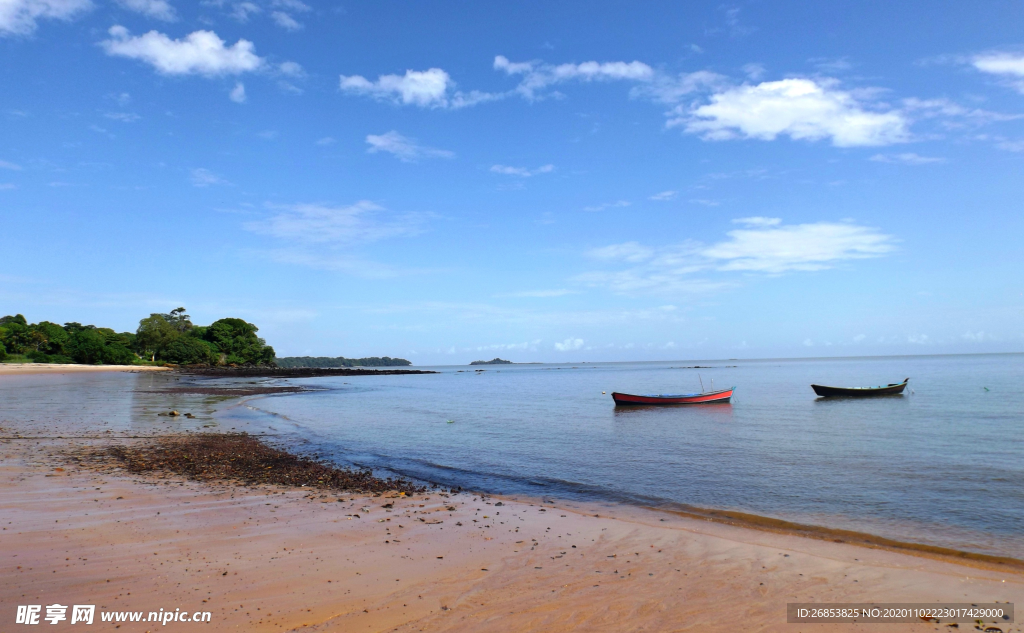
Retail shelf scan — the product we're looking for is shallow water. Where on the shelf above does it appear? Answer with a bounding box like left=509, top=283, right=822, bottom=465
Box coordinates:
left=2, top=354, right=1022, bottom=558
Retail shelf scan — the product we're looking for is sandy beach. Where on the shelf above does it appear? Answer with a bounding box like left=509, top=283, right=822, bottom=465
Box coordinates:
left=2, top=426, right=1021, bottom=632
left=0, top=363, right=170, bottom=375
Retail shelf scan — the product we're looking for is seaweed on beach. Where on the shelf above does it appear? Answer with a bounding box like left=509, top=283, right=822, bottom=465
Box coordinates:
left=106, top=433, right=425, bottom=494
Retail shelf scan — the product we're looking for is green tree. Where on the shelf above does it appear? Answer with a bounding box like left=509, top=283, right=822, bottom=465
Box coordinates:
left=66, top=329, right=107, bottom=364
left=0, top=314, right=27, bottom=326
left=166, top=307, right=193, bottom=333
left=33, top=321, right=70, bottom=355
left=203, top=318, right=275, bottom=365
left=162, top=336, right=217, bottom=364
left=0, top=341, right=7, bottom=361
left=135, top=314, right=180, bottom=361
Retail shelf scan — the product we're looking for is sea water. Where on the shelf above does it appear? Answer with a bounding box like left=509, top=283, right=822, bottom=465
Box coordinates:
left=2, top=353, right=1021, bottom=558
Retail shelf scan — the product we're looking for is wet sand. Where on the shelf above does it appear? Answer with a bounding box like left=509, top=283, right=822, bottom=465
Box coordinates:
left=2, top=433, right=1021, bottom=632
left=0, top=363, right=169, bottom=375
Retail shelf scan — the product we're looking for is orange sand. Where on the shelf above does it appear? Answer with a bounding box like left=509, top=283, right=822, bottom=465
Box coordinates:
left=1, top=437, right=1021, bottom=632
left=0, top=363, right=170, bottom=375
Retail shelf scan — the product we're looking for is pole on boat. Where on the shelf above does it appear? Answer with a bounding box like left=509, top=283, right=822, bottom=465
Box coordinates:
left=698, top=374, right=705, bottom=393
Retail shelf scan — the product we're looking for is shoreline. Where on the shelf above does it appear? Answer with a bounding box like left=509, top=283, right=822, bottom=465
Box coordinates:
left=0, top=362, right=170, bottom=375
left=2, top=431, right=1020, bottom=632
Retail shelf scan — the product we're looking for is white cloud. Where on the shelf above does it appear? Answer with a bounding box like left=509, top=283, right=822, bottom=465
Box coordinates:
left=315, top=136, right=335, bottom=146
left=869, top=152, right=944, bottom=165
left=0, top=0, right=91, bottom=36
left=853, top=334, right=866, bottom=342
left=678, top=78, right=910, bottom=147
left=245, top=201, right=428, bottom=245
left=257, top=129, right=278, bottom=140
left=490, top=164, right=554, bottom=177
left=494, top=55, right=654, bottom=100
left=365, top=131, right=454, bottom=162
left=0, top=159, right=23, bottom=170
left=972, top=52, right=1024, bottom=92
left=578, top=218, right=896, bottom=294
left=0, top=182, right=16, bottom=189
left=271, top=10, right=300, bottom=30
left=649, top=190, right=677, bottom=201
left=689, top=199, right=721, bottom=207
left=101, top=25, right=264, bottom=76
left=803, top=338, right=814, bottom=347
left=583, top=200, right=630, bottom=212
left=340, top=68, right=456, bottom=108
left=190, top=167, right=229, bottom=187
left=705, top=219, right=896, bottom=272
left=115, top=0, right=176, bottom=21
left=229, top=81, right=246, bottom=103
left=554, top=337, right=584, bottom=351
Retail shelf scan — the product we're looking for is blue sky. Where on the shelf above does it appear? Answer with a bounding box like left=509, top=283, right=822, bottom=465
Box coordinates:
left=2, top=0, right=1023, bottom=363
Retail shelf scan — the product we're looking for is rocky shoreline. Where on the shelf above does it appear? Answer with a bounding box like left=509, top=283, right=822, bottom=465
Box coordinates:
left=180, top=366, right=437, bottom=378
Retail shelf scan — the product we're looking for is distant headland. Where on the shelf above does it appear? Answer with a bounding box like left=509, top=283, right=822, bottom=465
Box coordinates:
left=470, top=358, right=513, bottom=365
left=275, top=356, right=412, bottom=368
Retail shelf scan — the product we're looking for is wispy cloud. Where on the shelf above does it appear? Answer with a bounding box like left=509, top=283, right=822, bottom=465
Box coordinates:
left=648, top=190, right=677, bottom=201
left=493, top=55, right=654, bottom=100
left=0, top=159, right=22, bottom=170
left=0, top=0, right=92, bottom=37
left=245, top=201, right=428, bottom=245
left=577, top=218, right=896, bottom=294
left=229, top=82, right=246, bottom=103
left=191, top=167, right=229, bottom=187
left=115, top=0, right=176, bottom=22
left=366, top=131, right=454, bottom=162
left=583, top=200, right=630, bottom=212
left=494, top=289, right=578, bottom=298
left=104, top=111, right=141, bottom=122
left=490, top=164, right=554, bottom=177
left=869, top=152, right=945, bottom=165
left=271, top=10, right=301, bottom=30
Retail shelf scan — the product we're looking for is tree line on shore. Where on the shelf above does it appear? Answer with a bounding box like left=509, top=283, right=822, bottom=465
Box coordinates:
left=0, top=308, right=274, bottom=366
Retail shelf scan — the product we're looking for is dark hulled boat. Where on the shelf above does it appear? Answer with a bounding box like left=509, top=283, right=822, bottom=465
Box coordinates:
left=611, top=387, right=734, bottom=405
left=811, top=378, right=909, bottom=397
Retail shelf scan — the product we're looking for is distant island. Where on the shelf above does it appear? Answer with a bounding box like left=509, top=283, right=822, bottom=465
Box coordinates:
left=275, top=356, right=412, bottom=368
left=470, top=358, right=513, bottom=365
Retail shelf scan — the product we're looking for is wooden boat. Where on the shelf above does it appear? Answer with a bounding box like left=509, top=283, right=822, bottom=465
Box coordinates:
left=611, top=387, right=734, bottom=405
left=811, top=378, right=909, bottom=397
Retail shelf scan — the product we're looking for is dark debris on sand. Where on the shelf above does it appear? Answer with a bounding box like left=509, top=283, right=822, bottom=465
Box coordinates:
left=139, top=386, right=312, bottom=397
left=102, top=433, right=425, bottom=494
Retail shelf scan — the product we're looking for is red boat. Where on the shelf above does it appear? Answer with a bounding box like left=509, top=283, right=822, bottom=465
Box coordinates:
left=611, top=387, right=735, bottom=405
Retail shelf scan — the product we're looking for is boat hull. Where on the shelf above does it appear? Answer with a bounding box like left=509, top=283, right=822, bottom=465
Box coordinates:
left=611, top=388, right=734, bottom=405
left=811, top=380, right=908, bottom=397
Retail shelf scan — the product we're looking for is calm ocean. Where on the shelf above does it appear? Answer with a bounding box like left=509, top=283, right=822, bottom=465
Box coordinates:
left=3, top=353, right=1021, bottom=558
